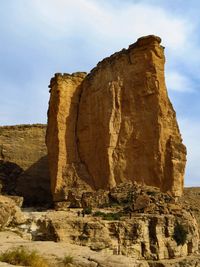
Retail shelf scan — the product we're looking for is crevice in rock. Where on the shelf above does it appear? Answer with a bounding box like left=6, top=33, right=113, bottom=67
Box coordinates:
left=149, top=217, right=158, bottom=255
left=75, top=81, right=96, bottom=190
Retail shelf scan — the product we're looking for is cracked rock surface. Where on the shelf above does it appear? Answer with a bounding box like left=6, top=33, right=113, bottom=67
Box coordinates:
left=46, top=35, right=186, bottom=202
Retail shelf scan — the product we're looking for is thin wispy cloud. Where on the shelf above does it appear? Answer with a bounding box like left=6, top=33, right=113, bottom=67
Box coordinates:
left=166, top=71, right=195, bottom=93
left=21, top=0, right=192, bottom=50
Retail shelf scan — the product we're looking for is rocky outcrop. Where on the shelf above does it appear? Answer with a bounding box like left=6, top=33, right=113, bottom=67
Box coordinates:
left=11, top=183, right=198, bottom=262
left=0, top=185, right=198, bottom=267
left=47, top=35, right=186, bottom=201
left=0, top=230, right=199, bottom=267
left=181, top=187, right=200, bottom=234
left=17, top=206, right=199, bottom=261
left=0, top=124, right=51, bottom=206
left=0, top=195, right=25, bottom=230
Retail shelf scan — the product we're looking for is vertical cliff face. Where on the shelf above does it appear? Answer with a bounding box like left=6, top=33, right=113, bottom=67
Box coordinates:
left=46, top=72, right=93, bottom=202
left=77, top=35, right=186, bottom=196
left=46, top=35, right=186, bottom=200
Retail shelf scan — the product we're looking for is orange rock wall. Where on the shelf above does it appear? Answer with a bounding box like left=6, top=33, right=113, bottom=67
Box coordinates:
left=46, top=36, right=186, bottom=200
left=46, top=73, right=93, bottom=201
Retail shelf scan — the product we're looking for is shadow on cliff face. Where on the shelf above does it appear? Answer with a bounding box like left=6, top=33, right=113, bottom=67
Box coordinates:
left=0, top=157, right=53, bottom=208
left=0, top=160, right=22, bottom=194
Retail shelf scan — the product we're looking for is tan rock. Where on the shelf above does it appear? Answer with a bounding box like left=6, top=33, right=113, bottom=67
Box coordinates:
left=0, top=195, right=26, bottom=229
left=0, top=229, right=199, bottom=267
left=134, top=194, right=150, bottom=211
left=46, top=72, right=93, bottom=201
left=0, top=124, right=51, bottom=205
left=180, top=187, right=200, bottom=234
left=46, top=35, right=186, bottom=200
left=77, top=35, right=186, bottom=197
left=18, top=208, right=199, bottom=261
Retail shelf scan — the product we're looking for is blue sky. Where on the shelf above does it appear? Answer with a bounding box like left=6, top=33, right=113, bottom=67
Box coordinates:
left=0, top=0, right=199, bottom=186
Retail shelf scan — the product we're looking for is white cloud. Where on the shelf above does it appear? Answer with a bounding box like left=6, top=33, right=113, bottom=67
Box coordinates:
left=20, top=0, right=192, bottom=50
left=166, top=71, right=194, bottom=93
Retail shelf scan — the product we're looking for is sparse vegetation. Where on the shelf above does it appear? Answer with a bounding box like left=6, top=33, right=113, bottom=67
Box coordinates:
left=173, top=222, right=188, bottom=246
left=93, top=210, right=105, bottom=217
left=83, top=206, right=92, bottom=215
left=62, top=254, right=73, bottom=266
left=93, top=211, right=122, bottom=220
left=103, top=212, right=121, bottom=220
left=0, top=247, right=49, bottom=267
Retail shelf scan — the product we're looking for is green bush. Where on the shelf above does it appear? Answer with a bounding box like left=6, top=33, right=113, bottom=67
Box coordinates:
left=93, top=211, right=105, bottom=217
left=173, top=222, right=188, bottom=246
left=0, top=247, right=49, bottom=267
left=93, top=211, right=121, bottom=220
left=103, top=212, right=121, bottom=221
left=83, top=206, right=92, bottom=215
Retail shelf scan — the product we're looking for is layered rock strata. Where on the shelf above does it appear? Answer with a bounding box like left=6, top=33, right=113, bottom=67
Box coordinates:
left=2, top=183, right=200, bottom=264
left=0, top=124, right=51, bottom=205
left=46, top=35, right=186, bottom=201
left=18, top=207, right=199, bottom=261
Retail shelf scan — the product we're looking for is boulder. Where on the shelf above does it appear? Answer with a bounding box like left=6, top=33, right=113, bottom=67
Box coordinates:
left=0, top=195, right=26, bottom=230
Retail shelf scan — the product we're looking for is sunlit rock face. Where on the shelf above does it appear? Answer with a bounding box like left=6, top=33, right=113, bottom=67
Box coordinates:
left=46, top=72, right=92, bottom=202
left=46, top=35, right=186, bottom=201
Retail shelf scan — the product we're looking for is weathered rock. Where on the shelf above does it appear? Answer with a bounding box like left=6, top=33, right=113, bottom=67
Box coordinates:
left=17, top=208, right=199, bottom=261
left=0, top=195, right=26, bottom=229
left=180, top=187, right=200, bottom=246
left=46, top=72, right=93, bottom=202
left=77, top=35, right=186, bottom=197
left=79, top=182, right=191, bottom=217
left=134, top=194, right=151, bottom=211
left=0, top=229, right=199, bottom=267
left=148, top=257, right=200, bottom=267
left=0, top=124, right=52, bottom=206
left=7, top=195, right=24, bottom=208
left=46, top=35, right=186, bottom=202
left=81, top=190, right=110, bottom=209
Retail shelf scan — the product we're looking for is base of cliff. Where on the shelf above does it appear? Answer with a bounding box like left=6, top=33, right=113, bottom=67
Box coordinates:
left=0, top=185, right=199, bottom=267
left=0, top=230, right=199, bottom=267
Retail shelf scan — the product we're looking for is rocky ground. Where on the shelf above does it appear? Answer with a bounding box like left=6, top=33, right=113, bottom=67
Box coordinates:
left=0, top=231, right=199, bottom=267
left=0, top=186, right=199, bottom=267
left=0, top=231, right=149, bottom=267
left=181, top=187, right=200, bottom=232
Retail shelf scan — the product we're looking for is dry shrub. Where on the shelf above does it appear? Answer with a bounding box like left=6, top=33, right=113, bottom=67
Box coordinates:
left=0, top=247, right=49, bottom=267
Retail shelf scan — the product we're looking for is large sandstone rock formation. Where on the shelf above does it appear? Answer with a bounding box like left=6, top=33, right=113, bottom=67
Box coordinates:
left=0, top=124, right=52, bottom=205
left=46, top=35, right=186, bottom=202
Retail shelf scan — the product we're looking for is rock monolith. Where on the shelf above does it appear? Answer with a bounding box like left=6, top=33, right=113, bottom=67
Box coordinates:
left=46, top=35, right=186, bottom=201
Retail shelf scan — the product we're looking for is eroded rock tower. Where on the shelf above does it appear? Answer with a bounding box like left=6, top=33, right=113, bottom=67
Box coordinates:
left=46, top=35, right=186, bottom=202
